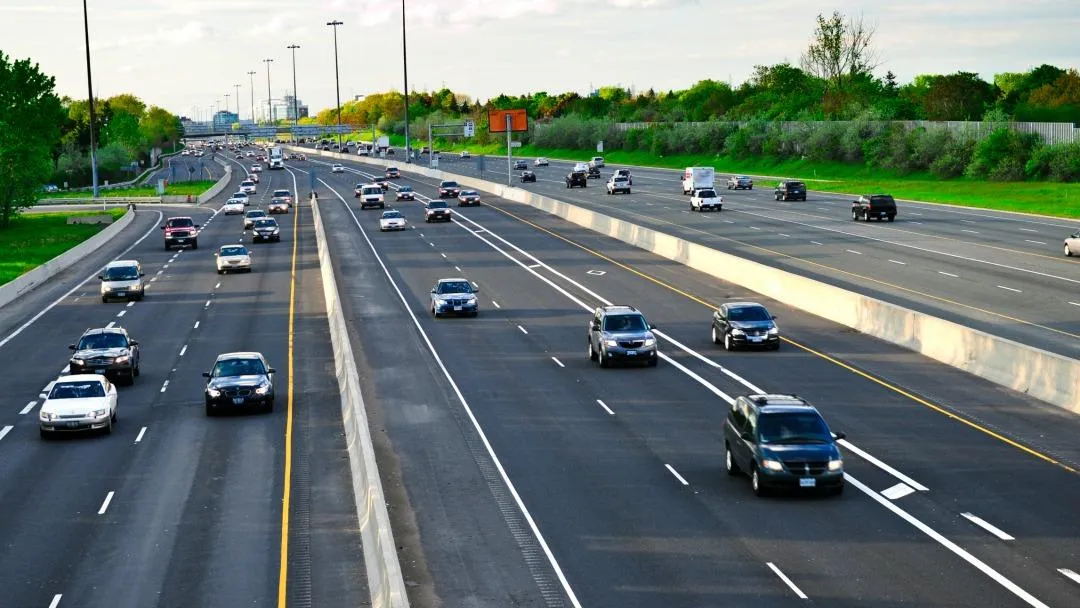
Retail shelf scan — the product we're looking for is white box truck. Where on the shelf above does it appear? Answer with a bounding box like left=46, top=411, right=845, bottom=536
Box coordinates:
left=681, top=167, right=715, bottom=195
left=268, top=146, right=284, bottom=170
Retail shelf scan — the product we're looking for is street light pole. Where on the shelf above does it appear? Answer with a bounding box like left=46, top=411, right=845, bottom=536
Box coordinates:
left=263, top=58, right=274, bottom=125
left=224, top=93, right=231, bottom=145
left=327, top=20, right=344, bottom=151
left=247, top=70, right=257, bottom=122
left=287, top=44, right=300, bottom=142
left=401, top=0, right=411, bottom=162
left=81, top=0, right=100, bottom=198
left=233, top=84, right=241, bottom=115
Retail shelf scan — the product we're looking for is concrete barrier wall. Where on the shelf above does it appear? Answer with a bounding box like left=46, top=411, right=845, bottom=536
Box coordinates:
left=197, top=163, right=233, bottom=204
left=288, top=145, right=1080, bottom=414
left=310, top=198, right=410, bottom=608
left=0, top=209, right=135, bottom=310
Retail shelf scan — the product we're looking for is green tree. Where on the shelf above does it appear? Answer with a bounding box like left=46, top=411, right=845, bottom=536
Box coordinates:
left=920, top=72, right=997, bottom=120
left=0, top=51, right=64, bottom=226
left=800, top=11, right=880, bottom=115
left=139, top=106, right=181, bottom=149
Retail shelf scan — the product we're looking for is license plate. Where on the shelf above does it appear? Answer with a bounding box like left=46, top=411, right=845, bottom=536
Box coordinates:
left=799, top=477, right=816, bottom=488
left=453, top=306, right=462, bottom=311
left=67, top=421, right=79, bottom=428
left=115, top=292, right=126, bottom=297
left=232, top=397, right=245, bottom=404
left=626, top=350, right=637, bottom=356
left=750, top=336, right=763, bottom=342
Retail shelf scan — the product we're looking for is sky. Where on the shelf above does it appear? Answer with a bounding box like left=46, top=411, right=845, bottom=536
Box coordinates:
left=2, top=0, right=1077, bottom=121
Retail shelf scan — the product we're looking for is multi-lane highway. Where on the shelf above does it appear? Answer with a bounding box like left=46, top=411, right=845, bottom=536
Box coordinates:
left=0, top=166, right=366, bottom=607
left=392, top=152, right=1080, bottom=361
left=144, top=152, right=224, bottom=185
left=297, top=150, right=1080, bottom=607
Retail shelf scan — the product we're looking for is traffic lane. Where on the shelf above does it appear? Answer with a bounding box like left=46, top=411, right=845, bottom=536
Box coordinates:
left=401, top=190, right=1080, bottom=604
left=0, top=207, right=241, bottom=606
left=322, top=195, right=815, bottom=608
left=58, top=195, right=299, bottom=607
left=344, top=196, right=1045, bottom=607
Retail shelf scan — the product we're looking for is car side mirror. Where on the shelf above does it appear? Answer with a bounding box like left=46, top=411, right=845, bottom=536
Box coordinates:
left=202, top=372, right=211, bottom=378
left=833, top=431, right=846, bottom=440
left=68, top=344, right=77, bottom=350
left=771, top=315, right=778, bottom=320
left=160, top=226, right=166, bottom=230
left=195, top=224, right=201, bottom=228
left=590, top=321, right=600, bottom=330
left=471, top=283, right=480, bottom=293
left=98, top=274, right=104, bottom=280
left=139, top=273, right=145, bottom=277
left=649, top=324, right=657, bottom=330
left=267, top=367, right=276, bottom=374
left=431, top=289, right=436, bottom=294
left=129, top=340, right=138, bottom=346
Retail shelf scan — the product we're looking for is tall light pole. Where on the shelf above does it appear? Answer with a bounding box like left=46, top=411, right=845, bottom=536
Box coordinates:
left=81, top=0, right=99, bottom=197
left=247, top=70, right=257, bottom=122
left=327, top=20, right=344, bottom=150
left=287, top=43, right=300, bottom=142
left=401, top=0, right=410, bottom=162
left=224, top=93, right=231, bottom=143
left=263, top=58, right=274, bottom=125
left=233, top=83, right=241, bottom=115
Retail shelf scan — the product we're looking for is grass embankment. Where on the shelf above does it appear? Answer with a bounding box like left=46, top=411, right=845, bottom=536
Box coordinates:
left=429, top=141, right=1080, bottom=219
left=40, top=180, right=218, bottom=199
left=0, top=208, right=128, bottom=284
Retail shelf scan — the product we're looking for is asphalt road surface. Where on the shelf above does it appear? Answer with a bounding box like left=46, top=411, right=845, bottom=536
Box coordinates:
left=0, top=166, right=366, bottom=607
left=289, top=153, right=1080, bottom=607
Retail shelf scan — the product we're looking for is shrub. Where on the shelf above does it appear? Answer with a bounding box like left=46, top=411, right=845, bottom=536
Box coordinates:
left=930, top=138, right=975, bottom=178
left=966, top=127, right=1040, bottom=179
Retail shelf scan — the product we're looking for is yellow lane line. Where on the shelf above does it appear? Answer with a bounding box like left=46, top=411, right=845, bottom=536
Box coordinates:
left=278, top=199, right=300, bottom=606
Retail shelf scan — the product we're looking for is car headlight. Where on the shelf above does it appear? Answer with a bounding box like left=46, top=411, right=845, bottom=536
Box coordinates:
left=131, top=284, right=143, bottom=291
left=114, top=355, right=130, bottom=363
left=731, top=328, right=745, bottom=336
left=255, top=384, right=271, bottom=395
left=40, top=411, right=58, bottom=421
left=271, top=228, right=279, bottom=234
left=90, top=408, right=109, bottom=418
left=767, top=327, right=779, bottom=335
left=643, top=338, right=656, bottom=347
left=207, top=388, right=221, bottom=398
left=761, top=459, right=784, bottom=472
left=604, top=339, right=618, bottom=347
left=828, top=459, right=843, bottom=471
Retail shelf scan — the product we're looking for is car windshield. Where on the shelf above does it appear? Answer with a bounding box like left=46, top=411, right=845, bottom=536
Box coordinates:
left=246, top=211, right=266, bottom=218
left=272, top=198, right=287, bottom=205
left=232, top=192, right=247, bottom=198
left=50, top=381, right=106, bottom=399
left=399, top=186, right=412, bottom=192
left=273, top=190, right=290, bottom=197
left=221, top=246, right=247, bottom=256
left=437, top=281, right=472, bottom=294
left=254, top=219, right=276, bottom=228
left=788, top=182, right=805, bottom=188
left=211, top=358, right=266, bottom=377
left=758, top=412, right=832, bottom=444
left=603, top=314, right=647, bottom=332
left=103, top=266, right=139, bottom=280
left=166, top=218, right=194, bottom=228
left=461, top=191, right=477, bottom=196
left=78, top=333, right=127, bottom=350
left=382, top=211, right=403, bottom=219
left=727, top=306, right=771, bottom=322
left=428, top=201, right=448, bottom=209
left=441, top=182, right=458, bottom=188
left=241, top=181, right=254, bottom=186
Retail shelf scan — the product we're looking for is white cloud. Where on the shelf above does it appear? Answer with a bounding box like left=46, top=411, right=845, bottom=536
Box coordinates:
left=92, top=21, right=212, bottom=52
left=0, top=4, right=75, bottom=13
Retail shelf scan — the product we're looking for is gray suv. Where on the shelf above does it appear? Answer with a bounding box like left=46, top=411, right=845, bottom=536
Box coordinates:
left=587, top=306, right=658, bottom=367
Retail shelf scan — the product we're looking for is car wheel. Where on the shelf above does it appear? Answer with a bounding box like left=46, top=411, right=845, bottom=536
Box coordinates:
left=690, top=204, right=695, bottom=211
left=192, top=241, right=198, bottom=250
left=725, top=443, right=741, bottom=475
left=751, top=466, right=767, bottom=496
left=711, top=325, right=720, bottom=344
left=103, top=417, right=113, bottom=435
left=124, top=370, right=136, bottom=386
left=1066, top=244, right=1073, bottom=257
left=724, top=332, right=734, bottom=351
left=587, top=340, right=597, bottom=361
left=264, top=399, right=274, bottom=414
left=851, top=209, right=858, bottom=221
left=40, top=429, right=51, bottom=440
left=431, top=302, right=438, bottom=317
left=205, top=402, right=214, bottom=417
left=770, top=341, right=780, bottom=351
left=598, top=348, right=609, bottom=368
left=101, top=296, right=108, bottom=303
left=832, top=482, right=845, bottom=497
left=887, top=215, right=895, bottom=222
left=164, top=244, right=171, bottom=251
left=774, top=194, right=780, bottom=201
left=133, top=362, right=140, bottom=377
left=111, top=407, right=118, bottom=423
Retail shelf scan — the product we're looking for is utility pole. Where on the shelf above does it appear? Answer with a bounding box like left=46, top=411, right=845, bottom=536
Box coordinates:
left=327, top=20, right=344, bottom=150
left=247, top=70, right=257, bottom=122
left=401, top=0, right=411, bottom=162
left=263, top=58, right=274, bottom=124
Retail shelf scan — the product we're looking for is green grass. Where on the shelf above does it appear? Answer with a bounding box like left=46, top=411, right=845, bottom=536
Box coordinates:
left=0, top=208, right=128, bottom=285
left=427, top=140, right=1080, bottom=219
left=39, top=180, right=218, bottom=199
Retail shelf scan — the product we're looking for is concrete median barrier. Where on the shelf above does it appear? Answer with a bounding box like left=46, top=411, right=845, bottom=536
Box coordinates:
left=311, top=197, right=410, bottom=608
left=197, top=164, right=233, bottom=204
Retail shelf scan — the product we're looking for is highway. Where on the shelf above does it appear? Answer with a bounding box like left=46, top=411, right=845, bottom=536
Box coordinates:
left=144, top=152, right=224, bottom=185
left=298, top=151, right=1080, bottom=607
left=0, top=165, right=366, bottom=607
left=379, top=151, right=1080, bottom=361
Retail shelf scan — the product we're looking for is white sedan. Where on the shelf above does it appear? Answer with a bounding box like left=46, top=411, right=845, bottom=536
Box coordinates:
left=459, top=150, right=471, bottom=159
left=240, top=180, right=257, bottom=195
left=39, top=374, right=118, bottom=438
left=379, top=210, right=408, bottom=232
left=331, top=163, right=345, bottom=173
left=251, top=164, right=263, bottom=173
left=216, top=244, right=253, bottom=273
left=534, top=157, right=549, bottom=166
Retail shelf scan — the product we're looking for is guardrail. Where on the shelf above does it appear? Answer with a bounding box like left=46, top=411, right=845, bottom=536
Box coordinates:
left=292, top=144, right=1080, bottom=416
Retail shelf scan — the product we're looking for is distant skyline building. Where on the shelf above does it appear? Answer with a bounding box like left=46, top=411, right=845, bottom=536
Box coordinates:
left=284, top=94, right=309, bottom=120
left=212, top=110, right=239, bottom=131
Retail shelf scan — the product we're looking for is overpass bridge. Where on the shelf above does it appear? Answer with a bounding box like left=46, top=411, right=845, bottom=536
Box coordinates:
left=180, top=122, right=353, bottom=140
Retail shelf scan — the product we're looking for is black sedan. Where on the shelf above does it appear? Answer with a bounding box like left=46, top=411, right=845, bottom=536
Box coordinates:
left=203, top=351, right=276, bottom=415
left=520, top=170, right=537, bottom=183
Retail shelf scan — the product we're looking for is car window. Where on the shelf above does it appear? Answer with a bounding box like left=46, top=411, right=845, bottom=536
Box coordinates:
left=50, top=381, right=106, bottom=399
left=212, top=358, right=266, bottom=377
left=428, top=201, right=448, bottom=209
left=221, top=246, right=247, bottom=256
left=273, top=190, right=289, bottom=196
left=246, top=210, right=265, bottom=217
left=103, top=265, right=139, bottom=281
left=166, top=218, right=194, bottom=228
left=437, top=281, right=472, bottom=294
left=727, top=306, right=771, bottom=322
left=602, top=314, right=647, bottom=332
left=399, top=186, right=412, bottom=192
left=382, top=211, right=403, bottom=219
left=254, top=219, right=276, bottom=228
left=758, top=412, right=831, bottom=444
left=698, top=190, right=716, bottom=198
left=442, top=181, right=459, bottom=187
left=78, top=333, right=127, bottom=350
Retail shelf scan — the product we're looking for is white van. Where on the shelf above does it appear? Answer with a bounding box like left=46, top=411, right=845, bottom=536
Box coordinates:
left=682, top=167, right=715, bottom=195
left=99, top=260, right=145, bottom=302
left=359, top=184, right=385, bottom=209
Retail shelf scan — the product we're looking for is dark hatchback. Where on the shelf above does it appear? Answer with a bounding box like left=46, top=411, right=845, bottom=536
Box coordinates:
left=520, top=170, right=537, bottom=183
left=723, top=394, right=845, bottom=496
left=203, top=352, right=276, bottom=415
left=712, top=302, right=780, bottom=351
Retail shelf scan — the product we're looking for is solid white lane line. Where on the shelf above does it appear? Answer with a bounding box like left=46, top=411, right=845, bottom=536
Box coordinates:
left=888, top=259, right=906, bottom=265
left=551, top=357, right=565, bottom=368
left=837, top=439, right=929, bottom=491
left=909, top=212, right=923, bottom=216
left=116, top=310, right=126, bottom=317
left=20, top=401, right=37, bottom=415
left=517, top=325, right=528, bottom=335
left=126, top=301, right=135, bottom=308
left=767, top=562, right=809, bottom=600
left=492, top=301, right=500, bottom=308
left=723, top=219, right=735, bottom=224
left=962, top=229, right=979, bottom=234
left=749, top=226, right=761, bottom=230
left=810, top=240, right=823, bottom=245
left=596, top=399, right=614, bottom=415
left=134, top=426, right=147, bottom=444
left=105, top=321, right=115, bottom=328
left=938, top=271, right=959, bottom=278
left=97, top=491, right=115, bottom=515
left=179, top=345, right=188, bottom=357
left=665, top=464, right=689, bottom=486
left=0, top=426, right=12, bottom=441
left=847, top=474, right=1046, bottom=607
left=48, top=594, right=62, bottom=608
left=160, top=380, right=169, bottom=393
left=1024, top=240, right=1047, bottom=245
left=908, top=221, right=923, bottom=224
left=960, top=219, right=976, bottom=223
left=846, top=249, right=862, bottom=255
left=193, top=321, right=200, bottom=329
left=1019, top=228, right=1038, bottom=232
left=961, top=512, right=1015, bottom=541
left=997, top=285, right=1022, bottom=293
left=881, top=482, right=916, bottom=500
left=528, top=263, right=542, bottom=268
left=1069, top=302, right=1080, bottom=307
left=1058, top=568, right=1080, bottom=586
left=817, top=207, right=827, bottom=211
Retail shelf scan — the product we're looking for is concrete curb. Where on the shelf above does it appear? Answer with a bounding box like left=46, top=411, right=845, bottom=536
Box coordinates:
left=310, top=197, right=410, bottom=608
left=295, top=145, right=1080, bottom=415
left=0, top=209, right=135, bottom=310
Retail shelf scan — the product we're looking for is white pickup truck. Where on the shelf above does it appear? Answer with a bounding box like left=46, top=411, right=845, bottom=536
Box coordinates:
left=689, top=188, right=723, bottom=212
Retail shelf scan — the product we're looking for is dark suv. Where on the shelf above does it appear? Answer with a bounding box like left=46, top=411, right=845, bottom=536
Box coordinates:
left=852, top=194, right=897, bottom=222
left=438, top=180, right=461, bottom=198
left=203, top=351, right=276, bottom=415
left=774, top=181, right=807, bottom=201
left=723, top=394, right=845, bottom=497
left=566, top=170, right=587, bottom=188
left=587, top=306, right=658, bottom=367
left=69, top=327, right=140, bottom=385
left=712, top=302, right=780, bottom=351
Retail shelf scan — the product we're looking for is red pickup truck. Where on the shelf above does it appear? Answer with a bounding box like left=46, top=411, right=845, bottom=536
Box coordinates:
left=161, top=216, right=200, bottom=250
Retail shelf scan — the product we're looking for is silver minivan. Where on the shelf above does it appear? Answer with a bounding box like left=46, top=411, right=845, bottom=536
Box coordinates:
left=99, top=260, right=144, bottom=302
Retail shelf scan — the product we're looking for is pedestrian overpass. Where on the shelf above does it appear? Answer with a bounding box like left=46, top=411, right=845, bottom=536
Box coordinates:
left=180, top=122, right=352, bottom=140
